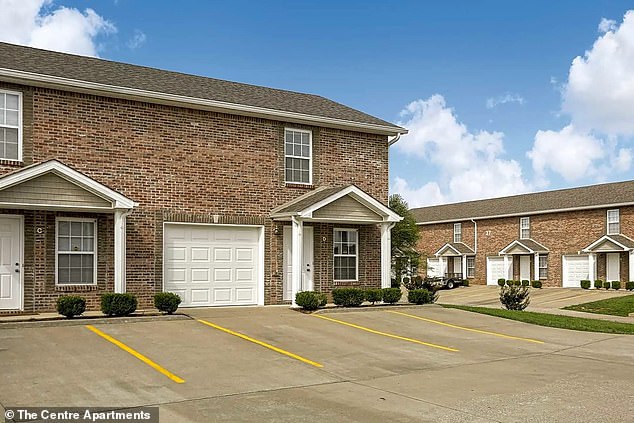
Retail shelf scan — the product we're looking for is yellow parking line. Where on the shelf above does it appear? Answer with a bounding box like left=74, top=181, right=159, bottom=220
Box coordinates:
left=196, top=319, right=323, bottom=368
left=313, top=314, right=458, bottom=352
left=387, top=311, right=544, bottom=344
left=86, top=325, right=185, bottom=383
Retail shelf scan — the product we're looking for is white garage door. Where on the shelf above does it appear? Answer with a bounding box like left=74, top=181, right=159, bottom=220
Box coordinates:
left=427, top=258, right=441, bottom=277
left=164, top=224, right=261, bottom=307
left=563, top=255, right=589, bottom=288
left=487, top=257, right=508, bottom=285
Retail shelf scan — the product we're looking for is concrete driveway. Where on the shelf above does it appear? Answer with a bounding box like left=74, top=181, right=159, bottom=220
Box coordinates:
left=1, top=305, right=633, bottom=422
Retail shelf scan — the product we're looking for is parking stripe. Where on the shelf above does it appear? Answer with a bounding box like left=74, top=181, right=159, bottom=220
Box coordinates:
left=86, top=325, right=185, bottom=383
left=387, top=311, right=544, bottom=344
left=313, top=314, right=458, bottom=352
left=196, top=319, right=323, bottom=368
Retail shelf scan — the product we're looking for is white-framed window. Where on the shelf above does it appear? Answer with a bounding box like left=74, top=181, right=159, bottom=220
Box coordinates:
left=466, top=256, right=475, bottom=278
left=284, top=128, right=312, bottom=184
left=453, top=223, right=462, bottom=243
left=520, top=217, right=530, bottom=239
left=538, top=255, right=547, bottom=279
left=333, top=228, right=357, bottom=281
left=56, top=218, right=97, bottom=285
left=607, top=209, right=620, bottom=235
left=0, top=90, right=22, bottom=161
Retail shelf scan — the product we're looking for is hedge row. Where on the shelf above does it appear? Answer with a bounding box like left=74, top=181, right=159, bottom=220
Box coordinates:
left=497, top=279, right=542, bottom=288
left=56, top=292, right=182, bottom=319
left=295, top=286, right=439, bottom=310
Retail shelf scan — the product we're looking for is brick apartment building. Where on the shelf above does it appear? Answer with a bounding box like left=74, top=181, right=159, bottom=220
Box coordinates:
left=0, top=42, right=405, bottom=313
left=411, top=181, right=634, bottom=287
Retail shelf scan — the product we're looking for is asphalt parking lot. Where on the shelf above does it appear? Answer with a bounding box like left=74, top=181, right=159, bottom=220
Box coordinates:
left=1, top=305, right=633, bottom=422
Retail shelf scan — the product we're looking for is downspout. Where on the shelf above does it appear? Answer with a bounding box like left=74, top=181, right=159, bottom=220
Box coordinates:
left=470, top=218, right=477, bottom=253
left=388, top=133, right=401, bottom=146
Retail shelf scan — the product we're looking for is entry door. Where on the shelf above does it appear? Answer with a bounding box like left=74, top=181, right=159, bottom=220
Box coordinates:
left=0, top=216, right=21, bottom=310
left=283, top=226, right=314, bottom=300
left=453, top=256, right=462, bottom=277
left=520, top=256, right=531, bottom=281
left=607, top=253, right=620, bottom=282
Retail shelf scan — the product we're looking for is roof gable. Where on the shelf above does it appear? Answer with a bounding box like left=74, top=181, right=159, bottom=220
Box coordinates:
left=500, top=239, right=549, bottom=255
left=583, top=235, right=634, bottom=252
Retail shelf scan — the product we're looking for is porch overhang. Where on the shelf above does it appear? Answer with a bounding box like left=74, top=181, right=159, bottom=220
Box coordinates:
left=500, top=239, right=548, bottom=255
left=582, top=234, right=634, bottom=253
left=435, top=242, right=475, bottom=257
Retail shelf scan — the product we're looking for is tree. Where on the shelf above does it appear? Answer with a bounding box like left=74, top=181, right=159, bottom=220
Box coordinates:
left=389, top=194, right=421, bottom=282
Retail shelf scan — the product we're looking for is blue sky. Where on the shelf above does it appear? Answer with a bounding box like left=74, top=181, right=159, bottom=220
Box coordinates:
left=2, top=1, right=634, bottom=207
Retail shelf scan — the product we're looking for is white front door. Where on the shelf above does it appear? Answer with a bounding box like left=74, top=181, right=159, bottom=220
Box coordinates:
left=283, top=226, right=314, bottom=300
left=453, top=256, right=462, bottom=276
left=0, top=216, right=22, bottom=310
left=606, top=253, right=620, bottom=282
left=520, top=255, right=531, bottom=281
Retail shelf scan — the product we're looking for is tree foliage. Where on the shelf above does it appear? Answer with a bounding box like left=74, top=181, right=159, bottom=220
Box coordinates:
left=389, top=194, right=421, bottom=280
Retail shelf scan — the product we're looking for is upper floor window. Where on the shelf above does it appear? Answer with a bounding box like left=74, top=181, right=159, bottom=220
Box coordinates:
left=453, top=223, right=462, bottom=243
left=284, top=128, right=311, bottom=184
left=0, top=90, right=21, bottom=161
left=520, top=217, right=530, bottom=239
left=607, top=209, right=620, bottom=235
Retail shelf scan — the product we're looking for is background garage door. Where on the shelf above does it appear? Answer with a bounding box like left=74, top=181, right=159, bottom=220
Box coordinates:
left=487, top=257, right=508, bottom=285
left=164, top=224, right=260, bottom=307
left=563, top=255, right=589, bottom=288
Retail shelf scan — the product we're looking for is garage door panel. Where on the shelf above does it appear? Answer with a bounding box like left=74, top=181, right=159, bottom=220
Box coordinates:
left=235, top=268, right=254, bottom=281
left=191, top=268, right=210, bottom=282
left=166, top=247, right=186, bottom=261
left=191, top=247, right=210, bottom=262
left=213, top=289, right=232, bottom=303
left=190, top=289, right=211, bottom=304
left=167, top=268, right=186, bottom=282
left=214, top=268, right=232, bottom=281
left=236, top=288, right=255, bottom=302
left=236, top=248, right=254, bottom=262
left=214, top=248, right=232, bottom=262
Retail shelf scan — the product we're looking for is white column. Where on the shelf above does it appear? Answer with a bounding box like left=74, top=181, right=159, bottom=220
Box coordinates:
left=534, top=253, right=539, bottom=282
left=461, top=255, right=467, bottom=279
left=629, top=251, right=634, bottom=282
left=113, top=209, right=128, bottom=294
left=588, top=253, right=596, bottom=287
left=290, top=217, right=303, bottom=306
left=503, top=255, right=510, bottom=280
left=380, top=223, right=395, bottom=288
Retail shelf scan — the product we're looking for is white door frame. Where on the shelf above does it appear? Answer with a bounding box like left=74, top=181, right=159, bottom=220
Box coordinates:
left=606, top=252, right=620, bottom=282
left=0, top=215, right=23, bottom=311
left=519, top=255, right=531, bottom=281
left=283, top=225, right=314, bottom=300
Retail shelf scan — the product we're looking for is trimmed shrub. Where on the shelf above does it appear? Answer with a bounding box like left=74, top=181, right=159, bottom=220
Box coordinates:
left=499, top=285, right=530, bottom=311
left=317, top=292, right=328, bottom=307
left=506, top=280, right=514, bottom=287
left=365, top=288, right=383, bottom=304
left=521, top=279, right=530, bottom=287
left=626, top=281, right=634, bottom=291
left=604, top=281, right=611, bottom=290
left=100, top=293, right=137, bottom=317
left=580, top=280, right=591, bottom=289
left=463, top=279, right=470, bottom=287
left=154, top=292, right=181, bottom=314
left=382, top=287, right=402, bottom=304
left=513, top=280, right=522, bottom=286
left=391, top=278, right=399, bottom=288
left=56, top=295, right=86, bottom=319
left=331, top=288, right=365, bottom=307
left=612, top=281, right=621, bottom=290
left=403, top=275, right=429, bottom=291
left=497, top=278, right=506, bottom=287
left=407, top=289, right=437, bottom=305
left=594, top=280, right=603, bottom=289
left=295, top=291, right=322, bottom=311
left=531, top=280, right=542, bottom=289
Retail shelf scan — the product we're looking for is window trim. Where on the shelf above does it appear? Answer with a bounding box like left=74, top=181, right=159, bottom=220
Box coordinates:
left=453, top=222, right=462, bottom=243
left=538, top=255, right=548, bottom=280
left=466, top=256, right=475, bottom=278
left=55, top=217, right=98, bottom=286
left=333, top=227, right=358, bottom=282
left=607, top=209, right=620, bottom=235
left=520, top=217, right=530, bottom=239
left=0, top=89, right=23, bottom=162
left=284, top=127, right=312, bottom=185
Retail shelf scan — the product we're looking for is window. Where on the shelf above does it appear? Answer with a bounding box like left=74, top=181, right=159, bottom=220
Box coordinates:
left=520, top=217, right=530, bottom=239
left=466, top=256, right=475, bottom=278
left=453, top=223, right=462, bottom=243
left=334, top=229, right=357, bottom=281
left=56, top=218, right=97, bottom=285
left=284, top=128, right=311, bottom=184
left=0, top=90, right=21, bottom=161
left=538, top=255, right=548, bottom=279
left=607, top=209, right=620, bottom=235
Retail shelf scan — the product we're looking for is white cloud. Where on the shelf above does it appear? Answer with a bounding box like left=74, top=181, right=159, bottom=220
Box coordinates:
left=598, top=17, right=617, bottom=33
left=127, top=29, right=146, bottom=49
left=0, top=0, right=115, bottom=57
left=393, top=95, right=531, bottom=206
left=486, top=93, right=525, bottom=109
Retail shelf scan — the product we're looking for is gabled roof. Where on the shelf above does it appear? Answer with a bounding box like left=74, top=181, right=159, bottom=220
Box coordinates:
left=500, top=239, right=549, bottom=255
left=412, top=179, right=634, bottom=224
left=271, top=185, right=402, bottom=223
left=0, top=42, right=406, bottom=136
left=0, top=160, right=137, bottom=209
left=435, top=242, right=475, bottom=256
left=583, top=234, right=634, bottom=252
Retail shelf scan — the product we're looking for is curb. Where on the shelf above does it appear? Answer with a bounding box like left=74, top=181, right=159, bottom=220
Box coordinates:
left=0, top=313, right=190, bottom=329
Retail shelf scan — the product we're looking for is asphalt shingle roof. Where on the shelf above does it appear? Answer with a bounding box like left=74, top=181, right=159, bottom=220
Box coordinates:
left=412, top=180, right=634, bottom=224
left=271, top=186, right=349, bottom=215
left=0, top=42, right=403, bottom=131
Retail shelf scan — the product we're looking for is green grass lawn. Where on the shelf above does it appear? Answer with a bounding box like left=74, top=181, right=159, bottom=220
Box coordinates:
left=563, top=294, right=634, bottom=317
left=443, top=304, right=634, bottom=334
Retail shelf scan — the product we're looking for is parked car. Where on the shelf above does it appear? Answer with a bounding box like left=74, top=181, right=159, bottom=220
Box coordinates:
left=424, top=276, right=464, bottom=290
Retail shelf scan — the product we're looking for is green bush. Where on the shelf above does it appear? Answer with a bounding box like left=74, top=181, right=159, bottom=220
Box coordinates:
left=604, top=281, right=611, bottom=290
left=317, top=292, right=328, bottom=307
left=499, top=285, right=530, bottom=311
left=505, top=279, right=513, bottom=286
left=331, top=288, right=365, bottom=307
left=365, top=288, right=383, bottom=304
left=403, top=275, right=428, bottom=291
left=521, top=280, right=530, bottom=287
left=626, top=281, right=634, bottom=291
left=497, top=278, right=506, bottom=287
left=531, top=280, right=542, bottom=289
left=594, top=280, right=603, bottom=289
left=407, top=289, right=437, bottom=305
left=463, top=279, right=470, bottom=287
left=382, top=287, right=402, bottom=304
left=402, top=277, right=410, bottom=286
left=391, top=278, right=399, bottom=288
left=580, top=280, right=591, bottom=289
left=100, top=293, right=138, bottom=317
left=514, top=280, right=522, bottom=286
left=295, top=291, right=322, bottom=311
left=56, top=295, right=86, bottom=319
left=612, top=281, right=621, bottom=290
left=154, top=292, right=181, bottom=314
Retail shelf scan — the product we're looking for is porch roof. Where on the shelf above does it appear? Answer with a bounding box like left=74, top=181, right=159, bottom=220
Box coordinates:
left=0, top=160, right=137, bottom=211
left=500, top=239, right=549, bottom=255
left=582, top=234, right=634, bottom=253
left=435, top=242, right=475, bottom=256
left=270, top=185, right=402, bottom=223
